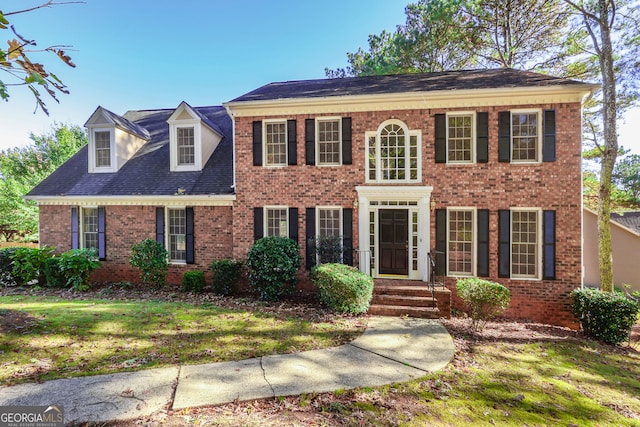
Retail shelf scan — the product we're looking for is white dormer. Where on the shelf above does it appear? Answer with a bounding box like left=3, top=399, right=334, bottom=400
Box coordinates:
left=167, top=102, right=223, bottom=172
left=85, top=106, right=149, bottom=173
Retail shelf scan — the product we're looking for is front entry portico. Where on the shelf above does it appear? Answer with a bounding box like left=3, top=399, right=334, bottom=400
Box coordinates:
left=356, top=186, right=434, bottom=281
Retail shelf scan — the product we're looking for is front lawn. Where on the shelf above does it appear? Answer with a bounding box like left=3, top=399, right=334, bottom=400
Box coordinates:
left=0, top=291, right=364, bottom=386
left=101, top=318, right=640, bottom=427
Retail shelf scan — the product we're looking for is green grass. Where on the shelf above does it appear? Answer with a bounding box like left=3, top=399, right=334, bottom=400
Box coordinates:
left=296, top=339, right=640, bottom=426
left=0, top=295, right=363, bottom=386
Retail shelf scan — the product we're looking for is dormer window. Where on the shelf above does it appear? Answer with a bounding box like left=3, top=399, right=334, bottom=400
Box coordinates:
left=85, top=106, right=149, bottom=173
left=94, top=130, right=112, bottom=168
left=168, top=102, right=223, bottom=172
left=177, top=127, right=195, bottom=166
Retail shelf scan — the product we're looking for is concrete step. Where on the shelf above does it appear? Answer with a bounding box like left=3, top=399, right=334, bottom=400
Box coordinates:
left=372, top=294, right=437, bottom=308
left=368, top=304, right=441, bottom=319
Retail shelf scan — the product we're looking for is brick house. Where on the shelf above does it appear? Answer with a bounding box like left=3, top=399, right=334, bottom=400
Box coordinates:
left=27, top=69, right=596, bottom=326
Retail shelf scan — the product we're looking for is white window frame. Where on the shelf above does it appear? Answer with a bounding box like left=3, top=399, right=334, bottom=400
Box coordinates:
left=446, top=111, right=475, bottom=164
left=316, top=117, right=342, bottom=166
left=166, top=207, right=187, bottom=264
left=510, top=207, right=542, bottom=280
left=170, top=119, right=201, bottom=172
left=264, top=206, right=289, bottom=238
left=176, top=126, right=196, bottom=166
left=80, top=206, right=99, bottom=250
left=316, top=206, right=344, bottom=264
left=365, top=119, right=422, bottom=184
left=510, top=109, right=542, bottom=164
left=446, top=207, right=476, bottom=277
left=263, top=119, right=288, bottom=167
left=89, top=128, right=116, bottom=173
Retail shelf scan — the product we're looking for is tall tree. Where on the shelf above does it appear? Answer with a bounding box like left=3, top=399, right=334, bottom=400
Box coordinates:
left=613, top=154, right=640, bottom=203
left=0, top=123, right=87, bottom=240
left=326, top=0, right=571, bottom=77
left=0, top=1, right=77, bottom=114
left=563, top=0, right=640, bottom=291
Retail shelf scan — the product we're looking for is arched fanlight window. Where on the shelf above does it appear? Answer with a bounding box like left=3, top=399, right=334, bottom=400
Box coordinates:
left=366, top=120, right=421, bottom=183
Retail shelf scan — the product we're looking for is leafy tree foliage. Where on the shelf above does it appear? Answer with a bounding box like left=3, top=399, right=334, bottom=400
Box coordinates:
left=0, top=123, right=87, bottom=240
left=613, top=154, right=640, bottom=203
left=0, top=1, right=77, bottom=114
left=326, top=0, right=571, bottom=77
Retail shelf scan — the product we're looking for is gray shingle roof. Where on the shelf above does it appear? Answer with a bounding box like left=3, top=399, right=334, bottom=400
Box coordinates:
left=611, top=212, right=640, bottom=234
left=28, top=106, right=233, bottom=197
left=230, top=68, right=594, bottom=103
left=86, top=106, right=151, bottom=140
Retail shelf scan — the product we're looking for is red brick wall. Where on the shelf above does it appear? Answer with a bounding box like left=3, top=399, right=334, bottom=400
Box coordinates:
left=233, top=103, right=583, bottom=327
left=39, top=204, right=233, bottom=286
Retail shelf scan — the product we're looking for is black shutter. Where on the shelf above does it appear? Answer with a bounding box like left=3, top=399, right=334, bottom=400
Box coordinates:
left=343, top=208, right=353, bottom=266
left=305, top=119, right=315, bottom=165
left=543, top=210, right=556, bottom=280
left=97, top=207, right=106, bottom=260
left=253, top=207, right=264, bottom=241
left=252, top=121, right=262, bottom=166
left=305, top=208, right=316, bottom=269
left=498, top=111, right=511, bottom=163
left=476, top=112, right=489, bottom=163
left=342, top=117, right=352, bottom=165
left=185, top=207, right=195, bottom=264
left=435, top=114, right=446, bottom=163
left=498, top=210, right=511, bottom=277
left=543, top=110, right=556, bottom=162
left=435, top=209, right=447, bottom=276
left=287, top=120, right=297, bottom=165
left=477, top=209, right=489, bottom=277
left=156, top=207, right=165, bottom=247
left=71, top=206, right=79, bottom=250
left=288, top=208, right=298, bottom=243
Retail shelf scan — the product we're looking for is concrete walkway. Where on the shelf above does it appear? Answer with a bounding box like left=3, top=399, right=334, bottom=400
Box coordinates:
left=0, top=317, right=454, bottom=424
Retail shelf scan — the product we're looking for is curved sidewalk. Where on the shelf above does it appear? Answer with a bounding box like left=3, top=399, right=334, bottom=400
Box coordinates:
left=0, top=316, right=455, bottom=424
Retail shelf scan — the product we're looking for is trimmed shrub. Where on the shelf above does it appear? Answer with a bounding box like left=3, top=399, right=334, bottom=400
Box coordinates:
left=43, top=248, right=100, bottom=291
left=570, top=288, right=640, bottom=345
left=211, top=259, right=243, bottom=295
left=10, top=246, right=54, bottom=286
left=182, top=270, right=206, bottom=293
left=129, top=239, right=168, bottom=287
left=246, top=236, right=301, bottom=301
left=311, top=263, right=373, bottom=315
left=457, top=277, right=511, bottom=332
left=0, top=248, right=18, bottom=286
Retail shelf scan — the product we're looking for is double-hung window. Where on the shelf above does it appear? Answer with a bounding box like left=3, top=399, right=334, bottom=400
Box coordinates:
left=94, top=130, right=112, bottom=168
left=366, top=120, right=421, bottom=183
left=317, top=119, right=341, bottom=165
left=265, top=121, right=287, bottom=166
left=82, top=207, right=99, bottom=250
left=447, top=113, right=474, bottom=163
left=447, top=209, right=475, bottom=276
left=177, top=127, right=195, bottom=166
left=168, top=208, right=187, bottom=263
left=266, top=207, right=289, bottom=237
left=511, top=110, right=541, bottom=162
left=510, top=209, right=540, bottom=278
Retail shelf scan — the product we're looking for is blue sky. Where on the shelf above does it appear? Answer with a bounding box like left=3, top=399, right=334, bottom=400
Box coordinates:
left=1, top=0, right=639, bottom=155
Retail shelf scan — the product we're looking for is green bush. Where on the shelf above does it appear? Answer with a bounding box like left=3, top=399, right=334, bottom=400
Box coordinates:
left=308, top=235, right=344, bottom=266
left=457, top=277, right=511, bottom=332
left=0, top=248, right=18, bottom=286
left=43, top=248, right=100, bottom=291
left=129, top=239, right=168, bottom=287
left=570, top=287, right=640, bottom=345
left=182, top=270, right=206, bottom=293
left=211, top=259, right=243, bottom=295
left=10, top=247, right=54, bottom=286
left=311, top=263, right=373, bottom=315
left=246, top=236, right=301, bottom=301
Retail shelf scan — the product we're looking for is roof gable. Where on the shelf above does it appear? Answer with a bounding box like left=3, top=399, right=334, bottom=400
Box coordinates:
left=85, top=106, right=150, bottom=140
